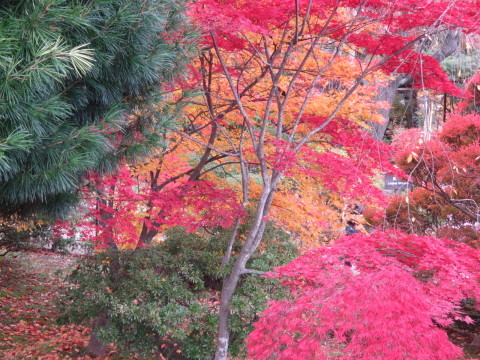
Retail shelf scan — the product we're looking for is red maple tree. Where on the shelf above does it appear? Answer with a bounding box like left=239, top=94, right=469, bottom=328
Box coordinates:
left=56, top=0, right=480, bottom=358
left=56, top=162, right=245, bottom=250
left=187, top=1, right=480, bottom=358
left=247, top=231, right=480, bottom=360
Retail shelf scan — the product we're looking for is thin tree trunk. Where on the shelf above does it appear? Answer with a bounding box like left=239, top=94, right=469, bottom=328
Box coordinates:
left=422, top=94, right=435, bottom=141
left=215, top=265, right=243, bottom=360
left=214, top=184, right=276, bottom=360
left=215, top=246, right=265, bottom=360
left=138, top=225, right=158, bottom=246
left=85, top=186, right=119, bottom=357
left=221, top=218, right=242, bottom=266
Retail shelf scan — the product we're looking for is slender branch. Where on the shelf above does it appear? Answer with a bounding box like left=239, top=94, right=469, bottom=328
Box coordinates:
left=154, top=154, right=228, bottom=191
left=199, top=161, right=240, bottom=177
left=299, top=0, right=313, bottom=37
left=210, top=31, right=257, bottom=148
left=188, top=122, right=218, bottom=181
left=0, top=249, right=11, bottom=256
left=279, top=4, right=340, bottom=124
left=169, top=128, right=238, bottom=157
left=288, top=22, right=348, bottom=142
left=41, top=133, right=81, bottom=149
left=222, top=127, right=251, bottom=266
left=430, top=177, right=478, bottom=221
left=377, top=248, right=417, bottom=257
left=222, top=219, right=241, bottom=266
left=294, top=0, right=299, bottom=44
left=240, top=268, right=268, bottom=276
left=294, top=33, right=426, bottom=152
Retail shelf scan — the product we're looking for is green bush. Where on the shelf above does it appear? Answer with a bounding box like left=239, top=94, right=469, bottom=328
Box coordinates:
left=59, top=222, right=297, bottom=359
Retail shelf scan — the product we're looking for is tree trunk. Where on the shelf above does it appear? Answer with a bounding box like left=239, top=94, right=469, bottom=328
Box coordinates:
left=370, top=77, right=404, bottom=140
left=421, top=94, right=436, bottom=140
left=370, top=30, right=459, bottom=140
left=138, top=224, right=158, bottom=246
left=214, top=184, right=276, bottom=360
left=84, top=311, right=109, bottom=358
left=86, top=187, right=120, bottom=357
left=214, top=258, right=248, bottom=360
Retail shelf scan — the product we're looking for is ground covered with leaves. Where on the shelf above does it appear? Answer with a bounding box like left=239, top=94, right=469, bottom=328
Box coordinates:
left=0, top=251, right=91, bottom=359
left=0, top=251, right=161, bottom=359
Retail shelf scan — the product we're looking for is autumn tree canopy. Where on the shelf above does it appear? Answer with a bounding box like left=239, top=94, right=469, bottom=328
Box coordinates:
left=387, top=103, right=480, bottom=243
left=50, top=0, right=480, bottom=359
left=247, top=231, right=480, bottom=360
left=185, top=1, right=480, bottom=358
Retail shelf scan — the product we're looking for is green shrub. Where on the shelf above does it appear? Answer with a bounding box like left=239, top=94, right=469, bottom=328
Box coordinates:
left=59, top=222, right=297, bottom=359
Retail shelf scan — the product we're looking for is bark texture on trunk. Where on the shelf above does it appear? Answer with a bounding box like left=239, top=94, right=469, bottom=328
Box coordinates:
left=84, top=311, right=109, bottom=358
left=214, top=258, right=248, bottom=360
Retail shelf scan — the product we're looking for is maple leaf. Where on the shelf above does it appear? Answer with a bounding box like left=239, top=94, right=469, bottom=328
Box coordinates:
left=248, top=230, right=480, bottom=360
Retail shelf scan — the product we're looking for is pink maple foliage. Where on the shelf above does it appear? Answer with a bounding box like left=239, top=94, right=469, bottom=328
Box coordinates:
left=247, top=231, right=480, bottom=360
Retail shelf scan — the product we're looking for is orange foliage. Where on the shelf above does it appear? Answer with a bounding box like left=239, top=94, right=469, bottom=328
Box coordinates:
left=175, top=29, right=394, bottom=247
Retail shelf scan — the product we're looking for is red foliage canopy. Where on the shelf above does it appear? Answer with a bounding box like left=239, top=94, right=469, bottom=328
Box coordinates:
left=389, top=111, right=480, bottom=240
left=247, top=231, right=480, bottom=360
left=190, top=0, right=479, bottom=95
left=297, top=117, right=400, bottom=203
left=56, top=165, right=246, bottom=249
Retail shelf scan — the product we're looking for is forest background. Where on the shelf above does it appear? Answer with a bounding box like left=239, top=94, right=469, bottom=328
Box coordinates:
left=1, top=0, right=480, bottom=359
